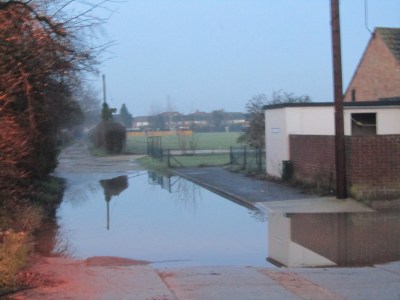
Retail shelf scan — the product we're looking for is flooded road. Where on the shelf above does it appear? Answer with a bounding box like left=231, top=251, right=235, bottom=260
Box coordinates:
left=37, top=144, right=400, bottom=270
left=39, top=171, right=270, bottom=268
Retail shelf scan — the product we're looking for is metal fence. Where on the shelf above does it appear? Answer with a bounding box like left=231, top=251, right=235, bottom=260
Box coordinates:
left=147, top=136, right=163, bottom=160
left=165, top=149, right=230, bottom=168
left=229, top=146, right=266, bottom=173
left=146, top=137, right=265, bottom=172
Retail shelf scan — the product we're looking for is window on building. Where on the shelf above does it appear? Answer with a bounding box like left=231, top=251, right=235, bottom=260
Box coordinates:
left=351, top=113, right=376, bottom=136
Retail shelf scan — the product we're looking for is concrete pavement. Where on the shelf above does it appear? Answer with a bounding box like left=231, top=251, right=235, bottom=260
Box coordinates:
left=18, top=257, right=400, bottom=299
left=160, top=262, right=400, bottom=300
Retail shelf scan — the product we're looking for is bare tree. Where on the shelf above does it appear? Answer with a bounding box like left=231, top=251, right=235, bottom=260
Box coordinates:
left=237, top=94, right=267, bottom=148
left=238, top=91, right=311, bottom=148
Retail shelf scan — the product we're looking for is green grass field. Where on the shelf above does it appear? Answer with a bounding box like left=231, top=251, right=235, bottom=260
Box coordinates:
left=126, top=132, right=242, bottom=154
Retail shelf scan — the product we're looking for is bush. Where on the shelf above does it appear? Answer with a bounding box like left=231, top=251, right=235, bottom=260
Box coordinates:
left=90, top=121, right=126, bottom=154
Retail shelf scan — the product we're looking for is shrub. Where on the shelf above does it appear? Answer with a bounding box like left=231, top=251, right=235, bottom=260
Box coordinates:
left=90, top=121, right=126, bottom=154
left=0, top=231, right=30, bottom=290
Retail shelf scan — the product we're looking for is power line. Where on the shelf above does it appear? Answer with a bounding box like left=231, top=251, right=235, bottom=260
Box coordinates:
left=365, top=0, right=372, bottom=34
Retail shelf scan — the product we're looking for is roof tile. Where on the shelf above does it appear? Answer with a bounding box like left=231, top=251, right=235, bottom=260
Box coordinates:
left=376, top=27, right=400, bottom=61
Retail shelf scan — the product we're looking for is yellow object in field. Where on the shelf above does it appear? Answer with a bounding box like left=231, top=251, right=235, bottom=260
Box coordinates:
left=127, top=130, right=193, bottom=137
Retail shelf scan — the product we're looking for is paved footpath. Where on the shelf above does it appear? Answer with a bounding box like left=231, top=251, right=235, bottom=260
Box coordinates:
left=13, top=146, right=400, bottom=299
left=174, top=167, right=372, bottom=214
left=15, top=257, right=400, bottom=300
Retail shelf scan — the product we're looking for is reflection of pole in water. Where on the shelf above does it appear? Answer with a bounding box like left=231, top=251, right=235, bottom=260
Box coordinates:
left=107, top=199, right=110, bottom=230
left=99, top=176, right=128, bottom=230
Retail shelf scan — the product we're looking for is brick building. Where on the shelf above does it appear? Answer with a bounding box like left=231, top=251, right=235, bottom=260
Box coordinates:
left=264, top=101, right=400, bottom=203
left=344, top=27, right=400, bottom=102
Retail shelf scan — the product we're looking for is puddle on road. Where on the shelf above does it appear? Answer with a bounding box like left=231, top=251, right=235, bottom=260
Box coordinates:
left=36, top=171, right=400, bottom=269
left=37, top=171, right=271, bottom=268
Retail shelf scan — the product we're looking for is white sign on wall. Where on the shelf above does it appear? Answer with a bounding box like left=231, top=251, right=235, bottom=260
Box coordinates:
left=271, top=128, right=280, bottom=134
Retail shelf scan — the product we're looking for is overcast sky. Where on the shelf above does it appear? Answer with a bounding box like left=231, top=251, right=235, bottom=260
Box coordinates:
left=93, top=0, right=400, bottom=116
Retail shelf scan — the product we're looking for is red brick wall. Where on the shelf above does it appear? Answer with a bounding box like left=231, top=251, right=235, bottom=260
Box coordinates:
left=289, top=135, right=400, bottom=200
left=346, top=135, right=400, bottom=200
left=343, top=33, right=400, bottom=102
left=289, top=135, right=336, bottom=190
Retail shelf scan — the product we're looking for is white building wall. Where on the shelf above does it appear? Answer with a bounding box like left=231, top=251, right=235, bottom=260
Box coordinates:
left=265, top=106, right=334, bottom=178
left=266, top=104, right=400, bottom=179
left=379, top=109, right=400, bottom=134
left=265, top=108, right=288, bottom=177
left=285, top=107, right=335, bottom=135
left=344, top=107, right=400, bottom=135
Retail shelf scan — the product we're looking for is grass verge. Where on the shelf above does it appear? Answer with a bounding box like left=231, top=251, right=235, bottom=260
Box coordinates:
left=0, top=176, right=65, bottom=296
left=136, top=156, right=171, bottom=175
left=137, top=153, right=230, bottom=173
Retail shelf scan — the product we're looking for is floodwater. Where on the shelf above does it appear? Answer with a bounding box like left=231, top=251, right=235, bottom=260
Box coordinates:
left=268, top=210, right=400, bottom=267
left=35, top=168, right=400, bottom=269
left=37, top=171, right=271, bottom=268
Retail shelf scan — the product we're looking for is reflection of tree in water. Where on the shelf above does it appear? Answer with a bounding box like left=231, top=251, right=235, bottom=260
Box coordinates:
left=34, top=192, right=75, bottom=257
left=147, top=171, right=201, bottom=209
left=63, top=181, right=99, bottom=206
left=99, top=175, right=128, bottom=230
left=35, top=215, right=59, bottom=255
left=147, top=171, right=268, bottom=221
left=172, top=176, right=201, bottom=211
left=52, top=227, right=75, bottom=257
left=35, top=216, right=76, bottom=258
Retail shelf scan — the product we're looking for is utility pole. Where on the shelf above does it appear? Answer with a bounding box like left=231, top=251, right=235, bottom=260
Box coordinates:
left=330, top=0, right=347, bottom=199
left=102, top=74, right=107, bottom=104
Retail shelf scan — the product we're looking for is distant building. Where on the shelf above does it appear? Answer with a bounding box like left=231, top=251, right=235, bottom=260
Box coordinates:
left=344, top=27, right=400, bottom=102
left=223, top=112, right=246, bottom=125
left=131, top=116, right=150, bottom=130
left=131, top=110, right=246, bottom=132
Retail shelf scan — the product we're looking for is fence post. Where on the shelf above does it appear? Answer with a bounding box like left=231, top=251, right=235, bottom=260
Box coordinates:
left=167, top=149, right=171, bottom=168
left=230, top=146, right=233, bottom=164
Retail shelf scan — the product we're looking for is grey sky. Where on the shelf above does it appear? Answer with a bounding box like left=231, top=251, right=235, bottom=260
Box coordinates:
left=96, top=0, right=400, bottom=116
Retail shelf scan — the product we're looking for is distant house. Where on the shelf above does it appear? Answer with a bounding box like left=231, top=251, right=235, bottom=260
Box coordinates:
left=223, top=112, right=246, bottom=125
left=132, top=116, right=150, bottom=130
left=344, top=27, right=400, bottom=102
left=131, top=111, right=246, bottom=132
left=181, top=111, right=209, bottom=129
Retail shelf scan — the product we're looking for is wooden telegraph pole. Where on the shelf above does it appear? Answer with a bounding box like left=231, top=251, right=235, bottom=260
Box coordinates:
left=330, top=0, right=347, bottom=199
left=102, top=74, right=107, bottom=104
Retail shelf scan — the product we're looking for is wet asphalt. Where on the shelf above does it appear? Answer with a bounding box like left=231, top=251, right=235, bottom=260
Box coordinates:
left=174, top=167, right=373, bottom=214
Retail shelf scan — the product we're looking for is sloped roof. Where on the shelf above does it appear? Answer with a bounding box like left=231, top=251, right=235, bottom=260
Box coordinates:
left=376, top=27, right=400, bottom=61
